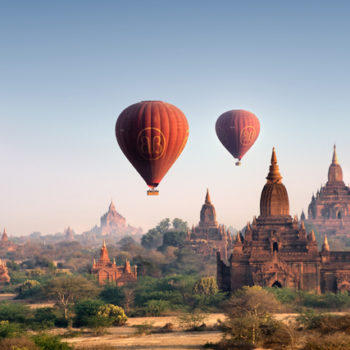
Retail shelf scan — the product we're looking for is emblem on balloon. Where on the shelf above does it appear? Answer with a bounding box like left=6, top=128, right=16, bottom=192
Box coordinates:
left=240, top=126, right=256, bottom=146
left=137, top=128, right=166, bottom=160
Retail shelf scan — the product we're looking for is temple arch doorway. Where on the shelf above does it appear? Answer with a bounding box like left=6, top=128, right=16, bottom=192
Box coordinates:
left=272, top=280, right=282, bottom=288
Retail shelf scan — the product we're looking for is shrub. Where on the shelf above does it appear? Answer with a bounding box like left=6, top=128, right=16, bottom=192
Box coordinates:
left=0, top=302, right=32, bottom=324
left=144, top=299, right=170, bottom=316
left=177, top=311, right=207, bottom=330
left=74, top=299, right=105, bottom=327
left=33, top=333, right=73, bottom=350
left=99, top=284, right=124, bottom=306
left=32, top=307, right=57, bottom=330
left=0, top=321, right=22, bottom=339
left=97, top=304, right=127, bottom=326
left=133, top=321, right=154, bottom=335
left=193, top=277, right=218, bottom=296
left=16, top=280, right=42, bottom=300
left=302, top=332, right=350, bottom=350
left=0, top=337, right=39, bottom=350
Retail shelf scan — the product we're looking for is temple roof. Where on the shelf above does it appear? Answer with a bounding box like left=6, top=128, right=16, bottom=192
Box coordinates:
left=328, top=145, right=343, bottom=184
left=199, top=189, right=218, bottom=227
left=260, top=148, right=290, bottom=217
left=98, top=239, right=110, bottom=263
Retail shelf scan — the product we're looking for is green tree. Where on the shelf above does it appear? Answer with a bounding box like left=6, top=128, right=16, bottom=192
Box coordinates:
left=45, top=275, right=99, bottom=324
left=193, top=277, right=218, bottom=296
left=172, top=218, right=188, bottom=232
left=0, top=302, right=32, bottom=324
left=161, top=231, right=186, bottom=249
left=141, top=219, right=171, bottom=249
left=224, top=286, right=281, bottom=345
left=74, top=299, right=105, bottom=327
left=0, top=321, right=22, bottom=339
left=99, top=284, right=124, bottom=305
left=33, top=333, right=73, bottom=350
left=97, top=304, right=127, bottom=326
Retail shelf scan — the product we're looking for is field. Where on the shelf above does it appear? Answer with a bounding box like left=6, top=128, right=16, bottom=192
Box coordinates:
left=64, top=314, right=225, bottom=350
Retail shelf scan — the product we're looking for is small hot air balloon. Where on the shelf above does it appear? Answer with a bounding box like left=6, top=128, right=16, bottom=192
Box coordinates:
left=116, top=101, right=189, bottom=195
left=215, top=110, right=260, bottom=165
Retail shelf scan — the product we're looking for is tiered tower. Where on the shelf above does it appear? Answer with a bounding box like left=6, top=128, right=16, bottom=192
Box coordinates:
left=307, top=146, right=350, bottom=239
left=186, top=189, right=233, bottom=260
left=91, top=240, right=137, bottom=286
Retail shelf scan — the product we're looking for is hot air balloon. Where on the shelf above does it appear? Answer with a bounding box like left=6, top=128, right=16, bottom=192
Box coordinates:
left=215, top=110, right=260, bottom=166
left=115, top=101, right=189, bottom=195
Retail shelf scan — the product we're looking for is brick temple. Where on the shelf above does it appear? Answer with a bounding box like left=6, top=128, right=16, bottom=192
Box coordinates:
left=305, top=145, right=350, bottom=239
left=217, top=148, right=350, bottom=293
left=91, top=240, right=137, bottom=286
left=185, top=189, right=233, bottom=260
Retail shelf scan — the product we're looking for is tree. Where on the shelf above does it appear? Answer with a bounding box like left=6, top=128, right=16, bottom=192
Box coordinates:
left=160, top=231, right=186, bottom=250
left=74, top=299, right=105, bottom=328
left=224, top=286, right=281, bottom=345
left=99, top=284, right=124, bottom=306
left=172, top=218, right=188, bottom=232
left=45, top=275, right=99, bottom=325
left=97, top=304, right=127, bottom=326
left=0, top=302, right=32, bottom=323
left=123, top=288, right=135, bottom=314
left=141, top=219, right=171, bottom=249
left=193, top=277, right=218, bottom=296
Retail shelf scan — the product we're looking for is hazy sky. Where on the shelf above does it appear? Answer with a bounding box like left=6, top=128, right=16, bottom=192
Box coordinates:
left=1, top=1, right=350, bottom=236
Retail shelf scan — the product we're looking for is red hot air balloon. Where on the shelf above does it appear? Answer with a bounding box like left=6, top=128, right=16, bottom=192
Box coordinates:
left=215, top=110, right=260, bottom=165
left=116, top=101, right=189, bottom=195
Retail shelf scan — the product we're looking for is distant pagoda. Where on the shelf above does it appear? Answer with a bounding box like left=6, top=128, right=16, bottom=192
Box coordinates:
left=306, top=146, right=350, bottom=240
left=185, top=189, right=233, bottom=260
left=91, top=240, right=137, bottom=286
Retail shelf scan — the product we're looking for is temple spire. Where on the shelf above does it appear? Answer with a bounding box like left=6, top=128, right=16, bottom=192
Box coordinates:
left=266, top=147, right=282, bottom=184
left=332, top=144, right=339, bottom=165
left=322, top=235, right=330, bottom=252
left=109, top=200, right=116, bottom=212
left=205, top=189, right=211, bottom=204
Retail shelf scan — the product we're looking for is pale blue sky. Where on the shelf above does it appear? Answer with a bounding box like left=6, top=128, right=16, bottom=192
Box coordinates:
left=1, top=1, right=350, bottom=236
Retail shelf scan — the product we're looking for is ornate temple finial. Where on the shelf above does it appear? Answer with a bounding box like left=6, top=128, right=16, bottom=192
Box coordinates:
left=309, top=230, right=316, bottom=241
left=205, top=188, right=211, bottom=203
left=109, top=200, right=116, bottom=212
left=93, top=258, right=96, bottom=266
left=300, top=221, right=305, bottom=230
left=236, top=232, right=242, bottom=243
left=246, top=222, right=251, bottom=231
left=332, top=144, right=339, bottom=165
left=113, top=258, right=116, bottom=265
left=103, top=239, right=106, bottom=248
left=2, top=229, right=8, bottom=241
left=322, top=235, right=330, bottom=251
left=266, top=147, right=282, bottom=183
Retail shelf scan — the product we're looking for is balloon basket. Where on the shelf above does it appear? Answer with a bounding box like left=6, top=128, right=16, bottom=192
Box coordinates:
left=147, top=189, right=159, bottom=196
left=235, top=161, right=241, bottom=166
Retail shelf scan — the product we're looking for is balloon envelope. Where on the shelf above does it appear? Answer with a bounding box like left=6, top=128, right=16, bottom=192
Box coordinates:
left=215, top=110, right=260, bottom=163
left=116, top=101, right=189, bottom=190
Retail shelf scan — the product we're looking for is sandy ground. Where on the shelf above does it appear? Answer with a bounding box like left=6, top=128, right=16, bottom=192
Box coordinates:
left=64, top=314, right=226, bottom=350
left=63, top=313, right=305, bottom=350
left=0, top=293, right=15, bottom=301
